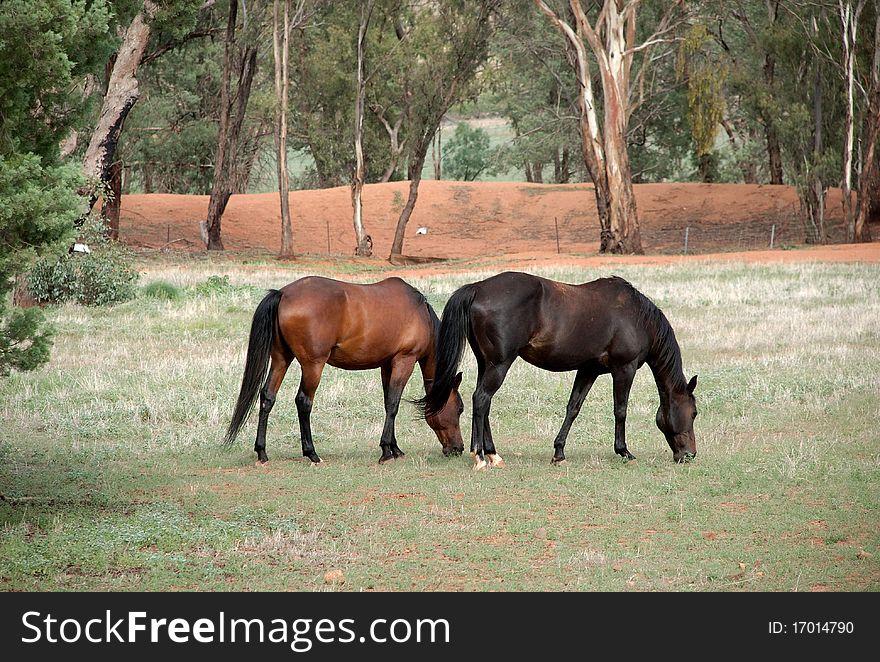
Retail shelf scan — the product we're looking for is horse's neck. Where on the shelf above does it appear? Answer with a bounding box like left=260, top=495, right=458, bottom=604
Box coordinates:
left=647, top=350, right=685, bottom=403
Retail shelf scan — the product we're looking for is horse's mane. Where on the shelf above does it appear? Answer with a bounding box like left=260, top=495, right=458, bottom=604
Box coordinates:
left=613, top=277, right=687, bottom=392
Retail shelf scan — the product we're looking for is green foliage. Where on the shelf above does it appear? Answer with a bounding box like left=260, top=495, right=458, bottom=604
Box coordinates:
left=0, top=308, right=54, bottom=377
left=0, top=155, right=81, bottom=277
left=0, top=154, right=81, bottom=375
left=190, top=274, right=257, bottom=298
left=444, top=123, right=495, bottom=181
left=0, top=0, right=114, bottom=159
left=284, top=1, right=396, bottom=187
left=193, top=274, right=232, bottom=296
left=142, top=281, right=182, bottom=301
left=677, top=24, right=727, bottom=158
left=27, top=216, right=138, bottom=307
left=488, top=1, right=582, bottom=183
left=120, top=35, right=224, bottom=194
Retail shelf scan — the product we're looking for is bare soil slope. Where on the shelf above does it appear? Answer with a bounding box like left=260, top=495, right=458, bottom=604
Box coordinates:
left=120, top=180, right=865, bottom=259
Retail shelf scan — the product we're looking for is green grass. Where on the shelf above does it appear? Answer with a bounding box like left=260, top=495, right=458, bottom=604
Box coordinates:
left=1, top=260, right=878, bottom=591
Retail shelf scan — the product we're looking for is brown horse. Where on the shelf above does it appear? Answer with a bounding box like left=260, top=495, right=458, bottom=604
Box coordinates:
left=224, top=276, right=465, bottom=464
left=418, top=272, right=697, bottom=468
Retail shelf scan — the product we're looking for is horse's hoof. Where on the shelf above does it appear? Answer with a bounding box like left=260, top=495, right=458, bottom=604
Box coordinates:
left=551, top=458, right=567, bottom=465
left=254, top=460, right=269, bottom=468
left=621, top=452, right=635, bottom=462
left=473, top=458, right=488, bottom=471
left=308, top=457, right=323, bottom=466
left=486, top=453, right=504, bottom=468
left=378, top=455, right=394, bottom=464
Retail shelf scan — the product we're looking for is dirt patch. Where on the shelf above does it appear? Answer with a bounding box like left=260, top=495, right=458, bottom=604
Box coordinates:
left=120, top=181, right=878, bottom=264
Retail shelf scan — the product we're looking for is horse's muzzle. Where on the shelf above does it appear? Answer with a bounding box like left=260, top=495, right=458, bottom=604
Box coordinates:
left=443, top=447, right=464, bottom=457
left=674, top=450, right=696, bottom=463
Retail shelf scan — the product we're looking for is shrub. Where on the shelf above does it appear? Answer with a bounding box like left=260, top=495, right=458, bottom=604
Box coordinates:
left=142, top=281, right=182, bottom=301
left=27, top=216, right=138, bottom=306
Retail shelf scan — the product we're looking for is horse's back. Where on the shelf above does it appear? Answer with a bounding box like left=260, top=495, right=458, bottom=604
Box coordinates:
left=276, top=276, right=431, bottom=368
left=468, top=272, right=649, bottom=371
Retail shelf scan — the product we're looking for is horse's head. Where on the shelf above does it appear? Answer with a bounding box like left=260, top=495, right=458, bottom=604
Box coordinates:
left=656, top=375, right=698, bottom=463
left=426, top=372, right=465, bottom=456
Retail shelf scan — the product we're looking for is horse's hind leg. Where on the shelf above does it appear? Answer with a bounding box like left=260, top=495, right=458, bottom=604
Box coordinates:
left=611, top=363, right=637, bottom=461
left=379, top=357, right=417, bottom=463
left=551, top=368, right=598, bottom=464
left=295, top=360, right=325, bottom=463
left=255, top=351, right=291, bottom=465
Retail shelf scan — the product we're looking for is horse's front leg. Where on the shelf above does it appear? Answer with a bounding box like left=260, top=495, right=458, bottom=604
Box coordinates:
left=551, top=368, right=598, bottom=464
left=378, top=358, right=416, bottom=463
left=611, top=363, right=637, bottom=461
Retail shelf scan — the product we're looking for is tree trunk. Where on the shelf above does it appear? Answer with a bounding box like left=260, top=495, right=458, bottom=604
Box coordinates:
left=854, top=7, right=878, bottom=243
left=433, top=125, right=442, bottom=180
left=603, top=116, right=642, bottom=254
left=373, top=106, right=405, bottom=183
left=807, top=51, right=827, bottom=243
left=532, top=162, right=544, bottom=183
left=206, top=0, right=258, bottom=251
left=554, top=147, right=570, bottom=183
left=351, top=1, right=372, bottom=256
left=590, top=0, right=642, bottom=253
left=761, top=14, right=784, bottom=185
left=82, top=1, right=158, bottom=211
left=840, top=0, right=863, bottom=241
left=764, top=98, right=784, bottom=184
left=539, top=0, right=649, bottom=253
left=390, top=159, right=425, bottom=257
left=385, top=1, right=497, bottom=258
left=697, top=153, right=716, bottom=183
left=102, top=160, right=123, bottom=240
left=274, top=0, right=294, bottom=257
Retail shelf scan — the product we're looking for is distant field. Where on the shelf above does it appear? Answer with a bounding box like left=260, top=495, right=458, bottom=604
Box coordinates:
left=1, top=258, right=878, bottom=591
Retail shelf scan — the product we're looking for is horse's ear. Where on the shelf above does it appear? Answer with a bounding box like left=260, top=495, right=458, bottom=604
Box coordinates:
left=453, top=372, right=463, bottom=388
left=687, top=375, right=698, bottom=394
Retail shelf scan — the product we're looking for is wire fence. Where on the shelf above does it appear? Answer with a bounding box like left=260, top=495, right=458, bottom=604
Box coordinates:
left=639, top=207, right=849, bottom=255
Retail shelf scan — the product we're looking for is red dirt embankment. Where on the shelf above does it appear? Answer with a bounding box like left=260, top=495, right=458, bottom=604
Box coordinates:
left=120, top=180, right=877, bottom=264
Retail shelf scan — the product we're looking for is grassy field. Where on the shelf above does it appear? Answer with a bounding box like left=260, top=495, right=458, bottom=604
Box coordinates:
left=1, top=257, right=878, bottom=591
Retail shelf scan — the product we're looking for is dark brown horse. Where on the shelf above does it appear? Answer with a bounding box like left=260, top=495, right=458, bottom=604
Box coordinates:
left=225, top=276, right=465, bottom=464
left=418, top=272, right=697, bottom=469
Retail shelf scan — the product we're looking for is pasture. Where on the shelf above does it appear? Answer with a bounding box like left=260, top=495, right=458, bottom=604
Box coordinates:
left=1, top=257, right=878, bottom=591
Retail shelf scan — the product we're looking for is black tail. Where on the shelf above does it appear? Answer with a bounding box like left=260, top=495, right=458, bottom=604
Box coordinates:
left=415, top=284, right=477, bottom=417
left=224, top=289, right=283, bottom=445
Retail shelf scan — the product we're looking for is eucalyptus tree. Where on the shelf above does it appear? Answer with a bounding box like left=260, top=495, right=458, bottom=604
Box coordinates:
left=386, top=0, right=502, bottom=259
left=535, top=0, right=688, bottom=254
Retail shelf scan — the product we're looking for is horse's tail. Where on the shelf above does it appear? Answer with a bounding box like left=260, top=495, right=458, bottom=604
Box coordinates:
left=224, top=289, right=283, bottom=446
left=415, top=284, right=477, bottom=418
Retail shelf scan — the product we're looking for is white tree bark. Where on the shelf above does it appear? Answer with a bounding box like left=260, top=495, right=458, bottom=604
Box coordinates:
left=536, top=0, right=647, bottom=253
left=840, top=0, right=865, bottom=241
left=352, top=1, right=374, bottom=256
left=82, top=1, right=159, bottom=201
left=274, top=0, right=294, bottom=257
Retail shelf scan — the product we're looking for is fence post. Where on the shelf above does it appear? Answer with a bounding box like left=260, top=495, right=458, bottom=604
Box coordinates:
left=770, top=223, right=776, bottom=249
left=683, top=226, right=690, bottom=255
left=554, top=217, right=560, bottom=254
